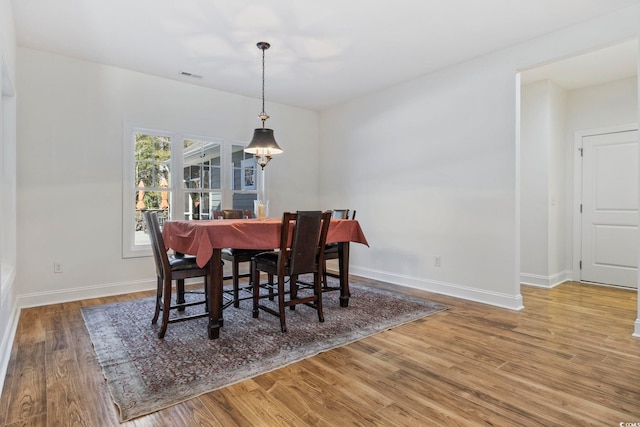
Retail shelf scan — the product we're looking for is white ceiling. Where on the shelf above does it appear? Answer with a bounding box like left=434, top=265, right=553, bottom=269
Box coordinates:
left=11, top=0, right=640, bottom=111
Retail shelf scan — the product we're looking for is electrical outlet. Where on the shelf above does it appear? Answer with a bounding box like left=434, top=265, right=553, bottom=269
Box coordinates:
left=434, top=256, right=441, bottom=267
left=54, top=262, right=63, bottom=273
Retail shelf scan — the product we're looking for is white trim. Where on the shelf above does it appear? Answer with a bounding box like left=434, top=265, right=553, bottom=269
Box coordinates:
left=514, top=72, right=523, bottom=299
left=634, top=318, right=640, bottom=337
left=572, top=123, right=639, bottom=283
left=121, top=123, right=174, bottom=259
left=0, top=289, right=19, bottom=400
left=0, top=263, right=14, bottom=300
left=520, top=270, right=570, bottom=288
left=352, top=266, right=524, bottom=311
left=17, top=279, right=157, bottom=309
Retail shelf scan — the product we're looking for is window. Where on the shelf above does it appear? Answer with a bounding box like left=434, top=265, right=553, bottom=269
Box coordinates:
left=123, top=124, right=258, bottom=257
left=182, top=137, right=222, bottom=220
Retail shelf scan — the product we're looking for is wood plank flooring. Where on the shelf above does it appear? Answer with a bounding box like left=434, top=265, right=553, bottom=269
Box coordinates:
left=1, top=278, right=639, bottom=426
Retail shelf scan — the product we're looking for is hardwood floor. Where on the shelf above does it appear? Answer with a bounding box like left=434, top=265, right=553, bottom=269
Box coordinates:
left=1, top=278, right=639, bottom=426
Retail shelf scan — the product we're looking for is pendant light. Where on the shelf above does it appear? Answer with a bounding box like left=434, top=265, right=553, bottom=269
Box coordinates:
left=245, top=41, right=283, bottom=169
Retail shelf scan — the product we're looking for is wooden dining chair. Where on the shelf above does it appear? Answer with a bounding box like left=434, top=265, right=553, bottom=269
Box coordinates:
left=322, top=209, right=356, bottom=289
left=220, top=209, right=265, bottom=308
left=143, top=211, right=209, bottom=338
left=251, top=211, right=332, bottom=332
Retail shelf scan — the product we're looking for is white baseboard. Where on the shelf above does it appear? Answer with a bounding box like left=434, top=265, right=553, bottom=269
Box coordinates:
left=634, top=318, right=640, bottom=338
left=17, top=278, right=157, bottom=309
left=351, top=266, right=524, bottom=310
left=0, top=289, right=20, bottom=400
left=520, top=270, right=571, bottom=288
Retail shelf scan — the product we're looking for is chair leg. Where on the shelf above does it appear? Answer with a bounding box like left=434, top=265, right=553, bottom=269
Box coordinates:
left=289, top=274, right=298, bottom=310
left=218, top=260, right=225, bottom=327
left=233, top=259, right=240, bottom=308
left=152, top=276, right=162, bottom=324
left=252, top=260, right=260, bottom=319
left=268, top=273, right=275, bottom=301
left=278, top=273, right=287, bottom=332
left=204, top=271, right=210, bottom=314
left=177, top=279, right=186, bottom=311
left=315, top=272, right=324, bottom=323
left=158, top=277, right=172, bottom=338
left=322, top=260, right=328, bottom=289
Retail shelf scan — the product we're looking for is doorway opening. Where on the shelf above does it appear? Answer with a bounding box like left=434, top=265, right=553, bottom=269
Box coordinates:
left=519, top=38, right=639, bottom=290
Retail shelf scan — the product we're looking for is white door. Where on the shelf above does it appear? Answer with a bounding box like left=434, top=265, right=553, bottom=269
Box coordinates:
left=581, top=130, right=638, bottom=288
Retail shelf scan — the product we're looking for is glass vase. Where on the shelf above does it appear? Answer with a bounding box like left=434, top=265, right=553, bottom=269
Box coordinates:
left=254, top=200, right=268, bottom=221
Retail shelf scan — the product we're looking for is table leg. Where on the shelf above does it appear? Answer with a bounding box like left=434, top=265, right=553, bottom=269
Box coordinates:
left=338, top=242, right=350, bottom=307
left=207, top=249, right=222, bottom=339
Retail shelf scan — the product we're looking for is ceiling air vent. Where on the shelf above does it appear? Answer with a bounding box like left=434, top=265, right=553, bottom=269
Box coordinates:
left=179, top=71, right=203, bottom=79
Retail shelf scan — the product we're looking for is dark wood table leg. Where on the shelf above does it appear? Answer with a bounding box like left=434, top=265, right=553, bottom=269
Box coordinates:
left=338, top=242, right=350, bottom=307
left=207, top=249, right=222, bottom=339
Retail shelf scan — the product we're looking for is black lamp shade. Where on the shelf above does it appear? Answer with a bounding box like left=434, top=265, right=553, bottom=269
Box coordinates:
left=245, top=128, right=283, bottom=155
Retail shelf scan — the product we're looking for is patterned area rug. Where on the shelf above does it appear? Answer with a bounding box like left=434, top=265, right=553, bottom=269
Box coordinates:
left=81, top=276, right=448, bottom=422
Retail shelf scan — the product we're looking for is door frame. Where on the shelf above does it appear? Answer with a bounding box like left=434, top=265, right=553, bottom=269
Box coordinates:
left=572, top=123, right=639, bottom=283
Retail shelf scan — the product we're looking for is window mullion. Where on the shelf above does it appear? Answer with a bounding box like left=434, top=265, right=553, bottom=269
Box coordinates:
left=173, top=133, right=185, bottom=221
left=221, top=140, right=231, bottom=208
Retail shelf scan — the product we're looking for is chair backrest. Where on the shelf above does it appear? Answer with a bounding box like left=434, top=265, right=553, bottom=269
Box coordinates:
left=222, top=209, right=245, bottom=219
left=143, top=211, right=170, bottom=279
left=213, top=209, right=252, bottom=219
left=331, top=209, right=356, bottom=220
left=279, top=211, right=332, bottom=275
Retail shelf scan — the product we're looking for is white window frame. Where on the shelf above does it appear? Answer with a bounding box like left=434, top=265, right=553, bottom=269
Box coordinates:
left=122, top=122, right=255, bottom=258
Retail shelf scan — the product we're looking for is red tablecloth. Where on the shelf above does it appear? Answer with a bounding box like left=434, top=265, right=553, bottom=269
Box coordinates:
left=163, top=218, right=369, bottom=268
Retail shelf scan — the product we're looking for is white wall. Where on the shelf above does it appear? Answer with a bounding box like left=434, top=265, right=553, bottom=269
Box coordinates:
left=320, top=55, right=523, bottom=309
left=520, top=80, right=568, bottom=287
left=548, top=82, right=568, bottom=279
left=15, top=48, right=319, bottom=305
left=0, top=0, right=17, bottom=399
left=520, top=81, right=552, bottom=284
left=567, top=77, right=638, bottom=131
left=319, top=5, right=640, bottom=310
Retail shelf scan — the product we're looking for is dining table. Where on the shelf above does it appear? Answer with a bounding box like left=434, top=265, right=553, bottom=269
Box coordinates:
left=162, top=216, right=369, bottom=339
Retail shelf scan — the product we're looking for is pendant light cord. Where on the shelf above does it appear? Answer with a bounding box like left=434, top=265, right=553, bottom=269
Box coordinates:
left=261, top=47, right=266, bottom=126
left=257, top=42, right=270, bottom=127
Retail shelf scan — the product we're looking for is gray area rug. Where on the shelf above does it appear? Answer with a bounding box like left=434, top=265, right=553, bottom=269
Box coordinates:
left=81, top=276, right=448, bottom=422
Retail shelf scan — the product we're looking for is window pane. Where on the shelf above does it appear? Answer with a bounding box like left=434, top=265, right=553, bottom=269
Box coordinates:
left=134, top=191, right=170, bottom=245
left=233, top=193, right=257, bottom=213
left=201, top=167, right=210, bottom=189
left=135, top=189, right=170, bottom=211
left=232, top=168, right=241, bottom=191
left=183, top=191, right=222, bottom=220
left=134, top=133, right=171, bottom=187
left=232, top=144, right=257, bottom=190
left=184, top=139, right=221, bottom=190
left=184, top=165, right=201, bottom=189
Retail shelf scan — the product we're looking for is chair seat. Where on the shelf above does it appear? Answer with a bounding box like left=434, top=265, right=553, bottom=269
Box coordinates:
left=222, top=248, right=264, bottom=260
left=253, top=251, right=285, bottom=270
left=324, top=243, right=339, bottom=255
left=168, top=254, right=201, bottom=271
